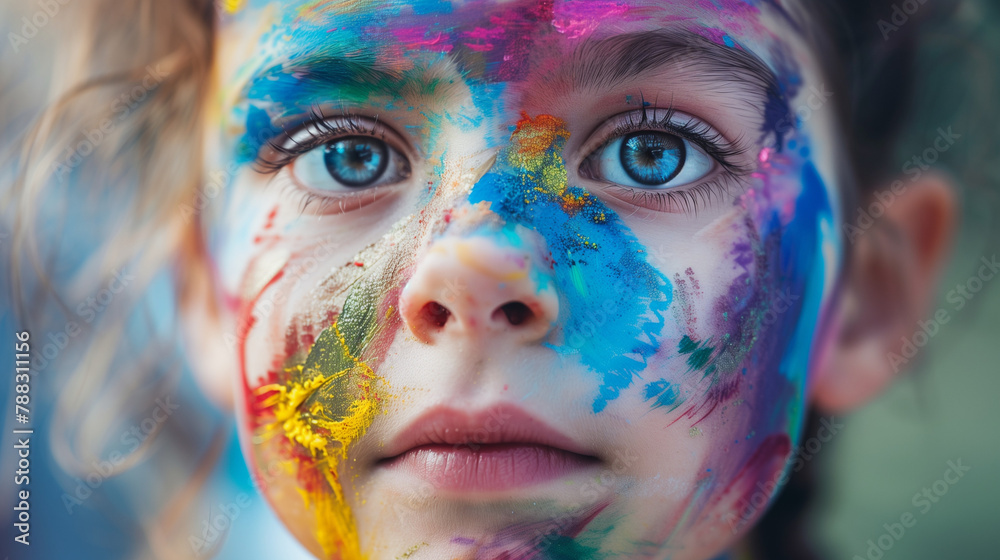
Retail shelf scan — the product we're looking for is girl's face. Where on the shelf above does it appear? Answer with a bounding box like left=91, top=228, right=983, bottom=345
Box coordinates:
left=207, top=1, right=843, bottom=558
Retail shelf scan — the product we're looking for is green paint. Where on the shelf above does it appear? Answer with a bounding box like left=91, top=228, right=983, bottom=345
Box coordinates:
left=298, top=277, right=386, bottom=420
left=677, top=335, right=717, bottom=374
left=542, top=536, right=607, bottom=560
left=567, top=250, right=589, bottom=297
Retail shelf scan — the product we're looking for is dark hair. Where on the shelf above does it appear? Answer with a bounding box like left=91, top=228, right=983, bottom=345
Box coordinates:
left=805, top=0, right=959, bottom=193
left=749, top=1, right=959, bottom=558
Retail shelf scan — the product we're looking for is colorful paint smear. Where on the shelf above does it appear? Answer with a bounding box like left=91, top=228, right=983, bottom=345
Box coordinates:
left=219, top=0, right=846, bottom=556
left=251, top=280, right=394, bottom=559
left=468, top=113, right=672, bottom=413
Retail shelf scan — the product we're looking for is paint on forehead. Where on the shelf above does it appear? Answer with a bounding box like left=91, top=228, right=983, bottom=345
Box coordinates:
left=226, top=0, right=805, bottom=161
left=468, top=113, right=672, bottom=413
left=227, top=0, right=796, bottom=82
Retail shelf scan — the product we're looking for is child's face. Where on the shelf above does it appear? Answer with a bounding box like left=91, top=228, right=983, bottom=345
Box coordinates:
left=208, top=1, right=842, bottom=558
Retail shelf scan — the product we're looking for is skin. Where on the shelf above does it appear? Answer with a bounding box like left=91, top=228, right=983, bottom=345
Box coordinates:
left=182, top=1, right=953, bottom=559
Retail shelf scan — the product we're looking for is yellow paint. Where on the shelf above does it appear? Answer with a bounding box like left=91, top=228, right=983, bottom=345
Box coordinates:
left=508, top=113, right=598, bottom=216
left=220, top=0, right=245, bottom=13
left=296, top=0, right=369, bottom=22
left=256, top=322, right=386, bottom=560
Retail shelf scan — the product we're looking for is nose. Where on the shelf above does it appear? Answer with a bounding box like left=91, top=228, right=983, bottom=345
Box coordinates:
left=399, top=234, right=559, bottom=345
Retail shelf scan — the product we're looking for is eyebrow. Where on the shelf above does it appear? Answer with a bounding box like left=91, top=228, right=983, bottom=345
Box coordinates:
left=236, top=30, right=792, bottom=154
left=565, top=30, right=790, bottom=147
left=240, top=53, right=406, bottom=108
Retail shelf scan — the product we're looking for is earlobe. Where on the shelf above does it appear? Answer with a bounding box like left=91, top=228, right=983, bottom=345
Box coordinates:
left=177, top=226, right=236, bottom=411
left=811, top=173, right=957, bottom=413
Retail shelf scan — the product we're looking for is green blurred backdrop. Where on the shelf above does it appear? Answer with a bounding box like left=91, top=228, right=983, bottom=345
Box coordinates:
left=815, top=1, right=1000, bottom=558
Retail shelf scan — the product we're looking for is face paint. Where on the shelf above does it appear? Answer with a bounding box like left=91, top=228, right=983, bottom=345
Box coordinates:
left=468, top=113, right=672, bottom=413
left=208, top=1, right=845, bottom=558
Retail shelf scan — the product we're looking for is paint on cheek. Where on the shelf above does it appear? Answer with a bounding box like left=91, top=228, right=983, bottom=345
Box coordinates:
left=452, top=500, right=613, bottom=560
left=250, top=280, right=395, bottom=559
left=467, top=113, right=672, bottom=413
left=709, top=432, right=791, bottom=531
left=643, top=335, right=721, bottom=415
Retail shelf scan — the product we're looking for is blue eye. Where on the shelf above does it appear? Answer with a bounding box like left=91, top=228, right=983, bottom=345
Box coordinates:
left=591, top=130, right=715, bottom=189
left=290, top=135, right=410, bottom=192
left=619, top=132, right=685, bottom=185
left=324, top=137, right=389, bottom=187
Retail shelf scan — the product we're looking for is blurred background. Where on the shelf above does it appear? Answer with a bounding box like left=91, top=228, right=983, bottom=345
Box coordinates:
left=1, top=1, right=998, bottom=559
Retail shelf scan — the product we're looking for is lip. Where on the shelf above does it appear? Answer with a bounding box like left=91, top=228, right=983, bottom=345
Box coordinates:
left=377, top=404, right=601, bottom=491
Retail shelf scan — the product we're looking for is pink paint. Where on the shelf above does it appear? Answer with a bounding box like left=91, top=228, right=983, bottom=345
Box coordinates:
left=695, top=26, right=730, bottom=46
left=391, top=26, right=454, bottom=52
left=462, top=24, right=505, bottom=52
left=709, top=433, right=791, bottom=530
left=551, top=1, right=636, bottom=39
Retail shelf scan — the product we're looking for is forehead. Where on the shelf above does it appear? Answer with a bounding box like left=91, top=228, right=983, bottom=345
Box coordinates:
left=224, top=0, right=805, bottom=75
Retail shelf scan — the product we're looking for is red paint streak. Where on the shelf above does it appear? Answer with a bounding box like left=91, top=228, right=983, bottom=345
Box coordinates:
left=666, top=374, right=742, bottom=429
left=563, top=500, right=609, bottom=539
left=301, top=333, right=315, bottom=350
left=685, top=267, right=701, bottom=293
left=709, top=433, right=791, bottom=533
left=238, top=269, right=286, bottom=421
left=264, top=206, right=278, bottom=229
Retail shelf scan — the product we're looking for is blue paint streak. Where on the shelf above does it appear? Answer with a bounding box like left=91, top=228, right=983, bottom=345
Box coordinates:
left=239, top=105, right=285, bottom=164
left=776, top=161, right=836, bottom=441
left=644, top=379, right=679, bottom=409
left=468, top=139, right=672, bottom=413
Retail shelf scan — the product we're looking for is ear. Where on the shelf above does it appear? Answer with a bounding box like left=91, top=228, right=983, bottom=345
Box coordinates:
left=177, top=225, right=236, bottom=411
left=811, top=173, right=957, bottom=413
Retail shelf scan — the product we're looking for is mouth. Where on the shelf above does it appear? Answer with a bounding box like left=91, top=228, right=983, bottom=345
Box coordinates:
left=376, top=404, right=602, bottom=492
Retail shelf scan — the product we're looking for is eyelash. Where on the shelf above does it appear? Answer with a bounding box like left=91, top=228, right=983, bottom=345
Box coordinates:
left=580, top=101, right=754, bottom=214
left=254, top=107, right=386, bottom=174
left=254, top=107, right=401, bottom=214
left=253, top=103, right=754, bottom=215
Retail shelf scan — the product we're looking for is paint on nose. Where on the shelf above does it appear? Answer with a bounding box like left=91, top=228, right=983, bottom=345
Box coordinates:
left=466, top=112, right=673, bottom=413
left=400, top=232, right=559, bottom=344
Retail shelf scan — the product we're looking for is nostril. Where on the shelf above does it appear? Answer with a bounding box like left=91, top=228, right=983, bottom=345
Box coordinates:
left=496, top=301, right=535, bottom=326
left=420, top=301, right=452, bottom=328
